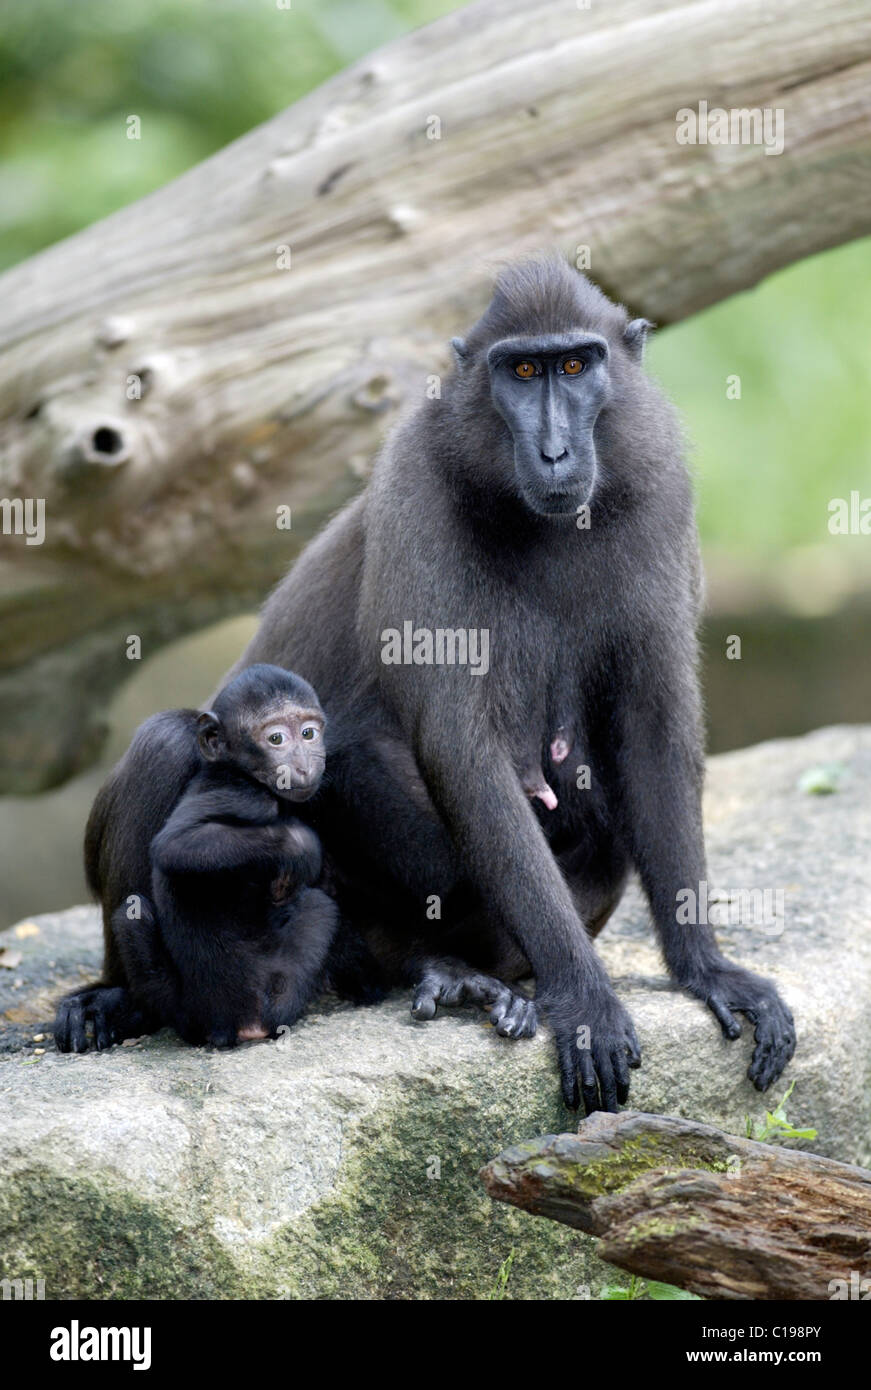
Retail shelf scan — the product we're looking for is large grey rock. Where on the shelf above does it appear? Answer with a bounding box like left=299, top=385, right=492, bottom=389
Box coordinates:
left=1, top=725, right=869, bottom=1299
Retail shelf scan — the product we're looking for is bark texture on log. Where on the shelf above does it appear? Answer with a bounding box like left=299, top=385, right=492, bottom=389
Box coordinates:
left=481, top=1110, right=871, bottom=1300
left=2, top=0, right=871, bottom=788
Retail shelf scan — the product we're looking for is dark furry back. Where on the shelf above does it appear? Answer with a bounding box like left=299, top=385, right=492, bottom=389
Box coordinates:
left=84, top=710, right=201, bottom=982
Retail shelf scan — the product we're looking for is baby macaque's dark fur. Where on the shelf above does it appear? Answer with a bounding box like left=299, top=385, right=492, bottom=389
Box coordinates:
left=55, top=665, right=379, bottom=1051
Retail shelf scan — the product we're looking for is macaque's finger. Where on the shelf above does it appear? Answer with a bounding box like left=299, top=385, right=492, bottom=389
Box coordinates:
left=578, top=1048, right=600, bottom=1115
left=746, top=1000, right=796, bottom=1091
left=410, top=976, right=440, bottom=1021
left=708, top=993, right=742, bottom=1040
left=558, top=1036, right=580, bottom=1110
left=613, top=1046, right=631, bottom=1101
left=493, top=994, right=530, bottom=1037
left=93, top=1006, right=116, bottom=1051
left=56, top=998, right=87, bottom=1053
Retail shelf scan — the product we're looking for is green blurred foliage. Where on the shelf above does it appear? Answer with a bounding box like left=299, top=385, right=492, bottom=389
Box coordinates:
left=0, top=0, right=869, bottom=570
left=0, top=0, right=458, bottom=265
left=651, top=241, right=871, bottom=564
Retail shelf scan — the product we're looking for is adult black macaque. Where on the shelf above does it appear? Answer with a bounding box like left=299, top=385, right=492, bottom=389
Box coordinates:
left=55, top=666, right=370, bottom=1051
left=229, top=255, right=795, bottom=1112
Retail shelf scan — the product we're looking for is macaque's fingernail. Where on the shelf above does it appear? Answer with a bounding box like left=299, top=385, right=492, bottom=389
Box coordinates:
left=550, top=737, right=570, bottom=764
left=537, top=787, right=558, bottom=810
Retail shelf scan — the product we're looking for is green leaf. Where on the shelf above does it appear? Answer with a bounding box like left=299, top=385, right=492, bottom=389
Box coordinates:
left=798, top=763, right=846, bottom=795
left=647, top=1280, right=701, bottom=1301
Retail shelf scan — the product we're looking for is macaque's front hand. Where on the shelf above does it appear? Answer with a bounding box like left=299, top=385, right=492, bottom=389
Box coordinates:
left=693, top=961, right=796, bottom=1091
left=548, top=986, right=642, bottom=1113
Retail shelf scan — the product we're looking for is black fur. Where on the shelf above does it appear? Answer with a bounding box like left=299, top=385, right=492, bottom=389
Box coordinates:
left=224, top=255, right=796, bottom=1111
left=56, top=257, right=796, bottom=1108
left=54, top=665, right=379, bottom=1052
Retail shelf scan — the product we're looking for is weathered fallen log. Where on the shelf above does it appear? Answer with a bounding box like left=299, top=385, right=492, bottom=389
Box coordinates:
left=481, top=1110, right=871, bottom=1300
left=2, top=0, right=871, bottom=789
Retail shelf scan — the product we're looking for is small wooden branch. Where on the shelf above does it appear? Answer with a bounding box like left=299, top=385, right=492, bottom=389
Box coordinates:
left=481, top=1110, right=871, bottom=1300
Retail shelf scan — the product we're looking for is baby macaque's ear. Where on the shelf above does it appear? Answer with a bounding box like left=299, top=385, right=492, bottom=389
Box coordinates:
left=450, top=337, right=469, bottom=367
left=196, top=711, right=223, bottom=761
left=623, top=318, right=654, bottom=360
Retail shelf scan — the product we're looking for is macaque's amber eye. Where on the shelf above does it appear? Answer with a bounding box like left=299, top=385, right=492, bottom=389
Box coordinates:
left=301, top=726, right=318, bottom=741
left=563, top=358, right=584, bottom=375
left=514, top=361, right=536, bottom=379
left=268, top=732, right=284, bottom=745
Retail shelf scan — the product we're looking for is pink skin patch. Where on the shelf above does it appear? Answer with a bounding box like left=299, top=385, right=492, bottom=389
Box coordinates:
left=237, top=1023, right=269, bottom=1041
left=525, top=780, right=558, bottom=811
left=550, top=728, right=571, bottom=765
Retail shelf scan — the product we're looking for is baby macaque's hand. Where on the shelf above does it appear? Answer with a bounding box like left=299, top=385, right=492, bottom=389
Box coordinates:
left=272, top=818, right=322, bottom=887
left=275, top=820, right=320, bottom=860
left=270, top=871, right=293, bottom=903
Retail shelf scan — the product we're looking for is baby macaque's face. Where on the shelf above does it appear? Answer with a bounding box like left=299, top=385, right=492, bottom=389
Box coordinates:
left=198, top=694, right=327, bottom=802
left=242, top=699, right=326, bottom=801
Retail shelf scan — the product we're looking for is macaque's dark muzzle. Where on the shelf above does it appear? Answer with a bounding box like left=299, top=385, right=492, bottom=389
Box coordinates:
left=513, top=434, right=598, bottom=516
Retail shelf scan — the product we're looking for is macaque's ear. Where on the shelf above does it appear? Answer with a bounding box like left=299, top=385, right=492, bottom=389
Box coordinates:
left=196, top=711, right=222, bottom=761
left=622, top=318, right=654, bottom=360
left=450, top=337, right=469, bottom=367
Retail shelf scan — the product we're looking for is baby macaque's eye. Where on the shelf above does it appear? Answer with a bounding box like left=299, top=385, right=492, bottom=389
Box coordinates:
left=301, top=726, right=318, bottom=741
left=268, top=732, right=284, bottom=745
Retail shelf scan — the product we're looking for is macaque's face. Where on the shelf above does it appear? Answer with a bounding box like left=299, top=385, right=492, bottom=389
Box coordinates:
left=486, top=332, right=611, bottom=516
left=247, top=700, right=326, bottom=801
left=198, top=699, right=326, bottom=801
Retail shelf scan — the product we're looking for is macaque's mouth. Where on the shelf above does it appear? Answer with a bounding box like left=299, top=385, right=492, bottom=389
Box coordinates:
left=276, top=783, right=319, bottom=803
left=528, top=486, right=592, bottom=516
left=253, top=770, right=320, bottom=801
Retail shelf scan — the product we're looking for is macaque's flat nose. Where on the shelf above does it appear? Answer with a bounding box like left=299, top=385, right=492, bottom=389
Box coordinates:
left=540, top=446, right=568, bottom=465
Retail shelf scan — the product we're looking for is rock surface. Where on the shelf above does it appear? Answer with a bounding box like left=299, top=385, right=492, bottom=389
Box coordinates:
left=1, top=725, right=869, bottom=1299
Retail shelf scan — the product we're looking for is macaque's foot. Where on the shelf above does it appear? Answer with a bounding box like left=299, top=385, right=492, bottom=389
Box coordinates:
left=54, top=985, right=144, bottom=1053
left=549, top=988, right=642, bottom=1114
left=694, top=962, right=796, bottom=1091
left=411, top=959, right=537, bottom=1038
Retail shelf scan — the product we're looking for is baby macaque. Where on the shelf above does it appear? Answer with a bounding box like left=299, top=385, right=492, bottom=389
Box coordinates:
left=108, top=665, right=340, bottom=1047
